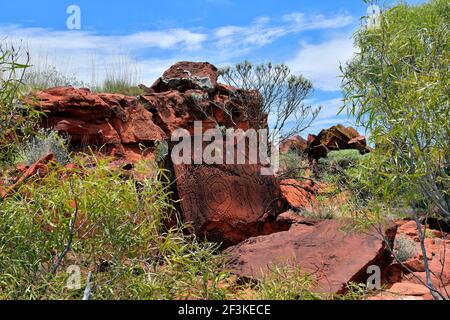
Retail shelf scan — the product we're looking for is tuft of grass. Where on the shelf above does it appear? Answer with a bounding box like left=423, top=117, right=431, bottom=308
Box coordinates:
left=299, top=208, right=334, bottom=220
left=18, top=128, right=71, bottom=166
left=23, top=65, right=85, bottom=91
left=98, top=79, right=144, bottom=96
left=0, top=44, right=42, bottom=166
left=93, top=56, right=144, bottom=96
left=255, top=265, right=321, bottom=300
left=394, top=234, right=418, bottom=262
left=336, top=282, right=383, bottom=300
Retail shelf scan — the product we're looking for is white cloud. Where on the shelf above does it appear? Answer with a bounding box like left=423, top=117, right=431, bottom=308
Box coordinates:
left=287, top=36, right=356, bottom=91
left=213, top=12, right=353, bottom=52
left=283, top=13, right=353, bottom=30
left=0, top=24, right=208, bottom=86
left=0, top=25, right=207, bottom=51
left=119, top=30, right=207, bottom=50
left=214, top=20, right=285, bottom=49
left=304, top=97, right=362, bottom=135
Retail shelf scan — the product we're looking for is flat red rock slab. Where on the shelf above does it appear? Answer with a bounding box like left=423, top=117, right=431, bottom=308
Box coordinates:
left=224, top=219, right=396, bottom=294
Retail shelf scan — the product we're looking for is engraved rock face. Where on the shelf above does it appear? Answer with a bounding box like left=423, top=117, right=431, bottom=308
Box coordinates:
left=170, top=139, right=288, bottom=247
left=172, top=162, right=288, bottom=247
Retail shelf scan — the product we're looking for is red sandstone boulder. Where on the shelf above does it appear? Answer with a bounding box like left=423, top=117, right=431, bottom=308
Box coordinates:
left=307, top=124, right=371, bottom=159
left=139, top=86, right=264, bottom=137
left=387, top=282, right=430, bottom=296
left=141, top=62, right=266, bottom=136
left=381, top=220, right=450, bottom=299
left=151, top=61, right=218, bottom=93
left=1, top=154, right=55, bottom=199
left=398, top=237, right=450, bottom=291
left=280, top=179, right=323, bottom=212
left=224, top=219, right=397, bottom=294
left=26, top=87, right=165, bottom=163
left=169, top=133, right=288, bottom=247
left=280, top=135, right=308, bottom=154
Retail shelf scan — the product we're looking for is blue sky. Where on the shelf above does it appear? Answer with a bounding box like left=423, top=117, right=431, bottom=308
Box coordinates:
left=0, top=0, right=427, bottom=135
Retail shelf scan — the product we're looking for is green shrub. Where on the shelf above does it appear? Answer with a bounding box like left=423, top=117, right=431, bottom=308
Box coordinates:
left=318, top=150, right=364, bottom=176
left=18, top=129, right=71, bottom=166
left=327, top=150, right=363, bottom=166
left=336, top=282, right=382, bottom=300
left=342, top=0, right=450, bottom=219
left=279, top=151, right=309, bottom=179
left=0, top=157, right=230, bottom=300
left=0, top=45, right=42, bottom=166
left=298, top=208, right=334, bottom=220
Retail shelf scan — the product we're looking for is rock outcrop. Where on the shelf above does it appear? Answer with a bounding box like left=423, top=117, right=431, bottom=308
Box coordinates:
left=26, top=62, right=283, bottom=247
left=169, top=134, right=288, bottom=247
left=25, top=87, right=166, bottom=163
left=25, top=62, right=437, bottom=299
left=27, top=62, right=264, bottom=164
left=307, top=124, right=371, bottom=159
left=280, top=179, right=324, bottom=212
left=279, top=135, right=308, bottom=154
left=140, top=63, right=265, bottom=135
left=224, top=219, right=397, bottom=294
left=150, top=62, right=219, bottom=93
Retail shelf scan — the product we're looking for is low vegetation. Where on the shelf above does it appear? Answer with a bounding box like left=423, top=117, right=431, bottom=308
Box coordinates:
left=0, top=45, right=42, bottom=166
left=95, top=79, right=144, bottom=96
left=18, top=129, right=71, bottom=166
left=23, top=65, right=85, bottom=91
left=0, top=156, right=229, bottom=300
left=254, top=266, right=320, bottom=300
left=394, top=234, right=419, bottom=263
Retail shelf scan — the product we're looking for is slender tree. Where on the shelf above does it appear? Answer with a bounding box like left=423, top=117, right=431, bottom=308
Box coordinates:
left=219, top=61, right=321, bottom=144
left=341, top=0, right=449, bottom=300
